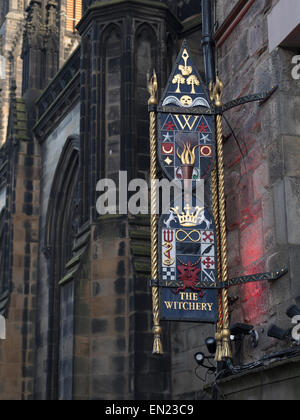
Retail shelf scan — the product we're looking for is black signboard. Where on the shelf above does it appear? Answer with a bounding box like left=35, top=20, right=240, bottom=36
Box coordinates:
left=156, top=41, right=219, bottom=324
left=157, top=40, right=215, bottom=188
left=158, top=205, right=219, bottom=323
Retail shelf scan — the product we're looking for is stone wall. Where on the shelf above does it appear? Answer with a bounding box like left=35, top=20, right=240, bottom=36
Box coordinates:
left=70, top=215, right=171, bottom=400
left=72, top=216, right=133, bottom=400
left=170, top=0, right=300, bottom=399
left=217, top=355, right=300, bottom=400
left=2, top=0, right=299, bottom=401
left=219, top=0, right=300, bottom=358
left=216, top=0, right=240, bottom=24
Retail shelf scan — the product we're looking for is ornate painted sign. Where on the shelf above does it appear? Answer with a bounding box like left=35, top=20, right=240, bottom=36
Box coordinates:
left=155, top=41, right=219, bottom=324
left=158, top=204, right=219, bottom=323
left=158, top=41, right=215, bottom=185
left=148, top=39, right=287, bottom=355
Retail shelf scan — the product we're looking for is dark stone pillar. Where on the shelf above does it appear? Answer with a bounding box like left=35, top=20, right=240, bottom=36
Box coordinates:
left=76, top=0, right=182, bottom=399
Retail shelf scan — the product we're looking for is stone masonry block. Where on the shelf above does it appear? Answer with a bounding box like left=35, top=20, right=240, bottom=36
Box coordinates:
left=227, top=229, right=241, bottom=268
left=273, top=179, right=288, bottom=245
left=283, top=136, right=300, bottom=178
left=288, top=246, right=300, bottom=300
left=285, top=177, right=300, bottom=245
left=252, top=161, right=270, bottom=202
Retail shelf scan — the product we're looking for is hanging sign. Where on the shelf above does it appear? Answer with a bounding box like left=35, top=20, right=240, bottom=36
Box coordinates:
left=155, top=41, right=219, bottom=323
left=158, top=204, right=219, bottom=323
left=157, top=41, right=215, bottom=186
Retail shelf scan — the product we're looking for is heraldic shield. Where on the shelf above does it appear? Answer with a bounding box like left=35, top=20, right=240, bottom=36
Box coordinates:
left=158, top=40, right=215, bottom=185
left=158, top=203, right=219, bottom=323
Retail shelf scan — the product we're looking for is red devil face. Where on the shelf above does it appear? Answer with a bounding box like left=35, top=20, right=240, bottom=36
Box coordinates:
left=174, top=261, right=205, bottom=298
left=177, top=261, right=201, bottom=284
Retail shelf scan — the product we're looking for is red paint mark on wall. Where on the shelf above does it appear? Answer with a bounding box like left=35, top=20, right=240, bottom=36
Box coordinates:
left=239, top=221, right=268, bottom=324
left=240, top=218, right=264, bottom=268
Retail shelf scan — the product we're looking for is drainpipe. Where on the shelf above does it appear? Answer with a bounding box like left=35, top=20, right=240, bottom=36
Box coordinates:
left=201, top=0, right=216, bottom=85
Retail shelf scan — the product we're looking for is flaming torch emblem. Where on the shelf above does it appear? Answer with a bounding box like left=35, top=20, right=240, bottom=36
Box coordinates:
left=177, top=142, right=199, bottom=180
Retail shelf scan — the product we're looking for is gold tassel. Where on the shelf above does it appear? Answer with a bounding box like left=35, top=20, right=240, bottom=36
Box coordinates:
left=215, top=326, right=223, bottom=362
left=222, top=328, right=232, bottom=359
left=151, top=279, right=163, bottom=355
left=153, top=326, right=163, bottom=355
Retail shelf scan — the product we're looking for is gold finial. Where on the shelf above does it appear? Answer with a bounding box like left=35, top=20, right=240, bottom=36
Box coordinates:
left=179, top=49, right=193, bottom=76
left=209, top=76, right=224, bottom=107
left=147, top=70, right=158, bottom=106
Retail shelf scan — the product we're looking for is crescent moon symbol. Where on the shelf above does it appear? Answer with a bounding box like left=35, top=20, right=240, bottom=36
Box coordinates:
left=162, top=144, right=174, bottom=154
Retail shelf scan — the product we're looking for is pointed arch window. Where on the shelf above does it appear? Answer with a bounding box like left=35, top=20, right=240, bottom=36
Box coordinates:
left=66, top=0, right=82, bottom=32
left=44, top=135, right=80, bottom=400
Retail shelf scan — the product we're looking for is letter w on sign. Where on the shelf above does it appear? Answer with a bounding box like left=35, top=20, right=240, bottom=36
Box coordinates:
left=175, top=115, right=199, bottom=131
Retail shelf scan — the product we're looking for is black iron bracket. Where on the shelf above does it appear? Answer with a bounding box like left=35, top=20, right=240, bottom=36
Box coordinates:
left=156, top=105, right=213, bottom=116
left=153, top=86, right=278, bottom=118
left=150, top=267, right=288, bottom=290
left=222, top=86, right=278, bottom=113
left=222, top=267, right=288, bottom=288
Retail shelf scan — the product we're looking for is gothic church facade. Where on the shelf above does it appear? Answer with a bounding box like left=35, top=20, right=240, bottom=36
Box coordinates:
left=0, top=0, right=300, bottom=401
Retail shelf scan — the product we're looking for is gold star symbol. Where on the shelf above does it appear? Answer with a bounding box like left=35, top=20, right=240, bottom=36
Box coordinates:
left=164, top=157, right=173, bottom=166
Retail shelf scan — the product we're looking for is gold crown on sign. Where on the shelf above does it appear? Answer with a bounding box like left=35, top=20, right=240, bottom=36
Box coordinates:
left=171, top=204, right=203, bottom=227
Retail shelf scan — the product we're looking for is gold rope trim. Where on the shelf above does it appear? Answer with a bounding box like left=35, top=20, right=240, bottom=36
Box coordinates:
left=210, top=78, right=232, bottom=360
left=211, top=167, right=223, bottom=362
left=148, top=71, right=163, bottom=355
